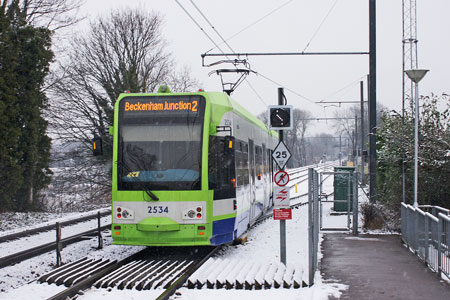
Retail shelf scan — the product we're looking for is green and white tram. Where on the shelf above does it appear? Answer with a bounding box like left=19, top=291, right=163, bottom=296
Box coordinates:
left=108, top=87, right=277, bottom=246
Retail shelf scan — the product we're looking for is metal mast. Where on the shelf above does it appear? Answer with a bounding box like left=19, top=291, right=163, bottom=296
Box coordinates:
left=402, top=0, right=419, bottom=204
left=402, top=0, right=418, bottom=114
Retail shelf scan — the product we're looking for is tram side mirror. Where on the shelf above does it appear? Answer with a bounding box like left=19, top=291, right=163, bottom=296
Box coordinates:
left=223, top=136, right=234, bottom=153
left=92, top=137, right=103, bottom=156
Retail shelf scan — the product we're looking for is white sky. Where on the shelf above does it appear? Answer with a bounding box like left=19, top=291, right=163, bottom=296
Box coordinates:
left=78, top=0, right=450, bottom=134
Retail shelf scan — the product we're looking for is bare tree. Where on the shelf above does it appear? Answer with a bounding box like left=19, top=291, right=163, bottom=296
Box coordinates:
left=46, top=9, right=198, bottom=207
left=306, top=133, right=339, bottom=164
left=167, top=66, right=201, bottom=93
left=285, top=108, right=312, bottom=167
left=333, top=103, right=388, bottom=161
left=1, top=0, right=83, bottom=30
left=49, top=9, right=198, bottom=147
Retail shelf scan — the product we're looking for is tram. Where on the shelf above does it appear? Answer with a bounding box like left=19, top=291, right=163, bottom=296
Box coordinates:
left=106, top=87, right=277, bottom=246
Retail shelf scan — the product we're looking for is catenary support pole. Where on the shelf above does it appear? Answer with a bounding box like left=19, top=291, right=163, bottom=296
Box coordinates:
left=360, top=81, right=365, bottom=185
left=354, top=115, right=358, bottom=176
left=369, top=0, right=377, bottom=203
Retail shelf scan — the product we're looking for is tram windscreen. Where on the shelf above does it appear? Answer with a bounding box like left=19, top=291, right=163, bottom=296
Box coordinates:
left=117, top=95, right=205, bottom=191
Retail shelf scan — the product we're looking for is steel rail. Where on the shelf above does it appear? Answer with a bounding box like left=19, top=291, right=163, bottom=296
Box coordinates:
left=0, top=224, right=110, bottom=268
left=44, top=246, right=221, bottom=300
left=155, top=246, right=223, bottom=300
left=46, top=250, right=147, bottom=300
left=0, top=210, right=111, bottom=243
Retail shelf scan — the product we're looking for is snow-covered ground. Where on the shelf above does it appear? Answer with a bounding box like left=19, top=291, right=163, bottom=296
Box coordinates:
left=1, top=165, right=359, bottom=299
left=0, top=215, right=111, bottom=258
left=0, top=207, right=110, bottom=235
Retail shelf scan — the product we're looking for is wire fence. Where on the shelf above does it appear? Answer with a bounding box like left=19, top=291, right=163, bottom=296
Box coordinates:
left=308, top=168, right=320, bottom=286
left=401, top=203, right=450, bottom=279
left=308, top=167, right=359, bottom=286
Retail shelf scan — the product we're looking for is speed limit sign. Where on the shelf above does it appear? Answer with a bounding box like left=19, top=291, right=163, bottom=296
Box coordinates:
left=272, top=141, right=292, bottom=169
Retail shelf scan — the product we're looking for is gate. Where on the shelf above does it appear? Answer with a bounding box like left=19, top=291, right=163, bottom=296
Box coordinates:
left=308, top=167, right=359, bottom=285
left=319, top=169, right=358, bottom=232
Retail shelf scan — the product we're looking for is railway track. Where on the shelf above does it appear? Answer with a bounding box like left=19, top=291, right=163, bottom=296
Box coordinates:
left=42, top=246, right=221, bottom=300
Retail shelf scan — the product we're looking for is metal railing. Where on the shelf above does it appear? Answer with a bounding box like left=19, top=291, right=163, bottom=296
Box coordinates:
left=401, top=203, right=450, bottom=279
left=308, top=168, right=320, bottom=286
left=308, top=168, right=359, bottom=286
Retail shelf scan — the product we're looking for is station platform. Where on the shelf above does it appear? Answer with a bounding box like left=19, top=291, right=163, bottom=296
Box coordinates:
left=321, top=233, right=450, bottom=300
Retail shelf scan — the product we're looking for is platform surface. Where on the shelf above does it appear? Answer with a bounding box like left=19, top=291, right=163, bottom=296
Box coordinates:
left=321, top=233, right=450, bottom=300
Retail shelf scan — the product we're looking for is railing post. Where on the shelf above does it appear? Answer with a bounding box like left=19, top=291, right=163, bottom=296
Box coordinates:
left=401, top=204, right=406, bottom=245
left=308, top=168, right=314, bottom=286
left=353, top=172, right=359, bottom=235
left=424, top=214, right=429, bottom=266
left=347, top=172, right=351, bottom=230
left=97, top=211, right=103, bottom=249
left=406, top=206, right=411, bottom=248
left=437, top=213, right=443, bottom=277
left=56, top=222, right=62, bottom=267
left=313, top=170, right=319, bottom=274
left=413, top=207, right=419, bottom=253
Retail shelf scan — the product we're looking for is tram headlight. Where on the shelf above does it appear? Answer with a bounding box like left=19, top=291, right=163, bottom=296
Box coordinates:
left=183, top=206, right=203, bottom=220
left=187, top=210, right=195, bottom=218
left=115, top=206, right=134, bottom=220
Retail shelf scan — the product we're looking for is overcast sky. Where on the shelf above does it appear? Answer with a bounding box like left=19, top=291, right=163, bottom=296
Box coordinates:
left=80, top=0, right=450, bottom=135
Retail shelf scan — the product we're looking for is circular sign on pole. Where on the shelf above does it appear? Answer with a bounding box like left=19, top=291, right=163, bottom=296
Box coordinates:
left=274, top=170, right=290, bottom=186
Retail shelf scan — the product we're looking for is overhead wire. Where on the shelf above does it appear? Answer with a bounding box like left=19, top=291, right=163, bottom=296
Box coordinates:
left=189, top=0, right=235, bottom=55
left=187, top=0, right=330, bottom=108
left=174, top=0, right=222, bottom=52
left=318, top=75, right=366, bottom=103
left=302, top=0, right=340, bottom=53
left=188, top=0, right=268, bottom=106
left=204, top=0, right=294, bottom=54
left=177, top=0, right=360, bottom=110
left=255, top=72, right=316, bottom=104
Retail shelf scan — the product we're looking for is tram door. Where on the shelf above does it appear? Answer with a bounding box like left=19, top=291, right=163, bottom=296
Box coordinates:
left=248, top=139, right=256, bottom=222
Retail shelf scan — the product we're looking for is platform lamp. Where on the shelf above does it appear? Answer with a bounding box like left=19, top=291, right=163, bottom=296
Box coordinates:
left=405, top=69, right=429, bottom=208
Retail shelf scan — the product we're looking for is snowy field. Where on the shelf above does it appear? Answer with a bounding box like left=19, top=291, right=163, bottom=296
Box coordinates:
left=1, top=165, right=360, bottom=299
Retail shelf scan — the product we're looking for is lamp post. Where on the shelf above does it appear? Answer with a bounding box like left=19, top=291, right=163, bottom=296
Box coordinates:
left=404, top=69, right=429, bottom=207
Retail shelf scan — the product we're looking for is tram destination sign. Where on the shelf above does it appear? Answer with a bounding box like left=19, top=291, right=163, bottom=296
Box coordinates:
left=120, top=96, right=204, bottom=118
left=272, top=141, right=291, bottom=170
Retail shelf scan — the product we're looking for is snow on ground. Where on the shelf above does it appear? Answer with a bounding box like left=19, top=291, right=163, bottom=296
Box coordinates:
left=1, top=165, right=356, bottom=299
left=0, top=207, right=110, bottom=235
left=0, top=215, right=111, bottom=257
left=0, top=229, right=144, bottom=295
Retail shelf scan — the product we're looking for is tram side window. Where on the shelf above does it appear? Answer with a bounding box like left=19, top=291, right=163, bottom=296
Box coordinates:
left=236, top=141, right=249, bottom=187
left=208, top=136, right=236, bottom=199
left=262, top=144, right=266, bottom=175
left=255, top=145, right=263, bottom=179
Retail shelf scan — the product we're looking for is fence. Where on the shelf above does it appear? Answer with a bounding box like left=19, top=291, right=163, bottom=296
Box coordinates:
left=308, top=168, right=359, bottom=286
left=308, top=168, right=320, bottom=286
left=401, top=203, right=450, bottom=279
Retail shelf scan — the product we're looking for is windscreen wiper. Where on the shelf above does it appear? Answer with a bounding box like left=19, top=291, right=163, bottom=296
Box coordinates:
left=117, top=161, right=159, bottom=201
